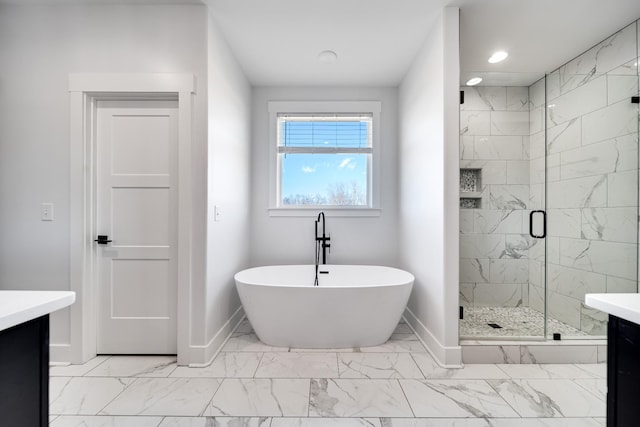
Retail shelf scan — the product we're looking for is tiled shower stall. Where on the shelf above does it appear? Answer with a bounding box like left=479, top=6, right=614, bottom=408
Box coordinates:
left=460, top=19, right=640, bottom=339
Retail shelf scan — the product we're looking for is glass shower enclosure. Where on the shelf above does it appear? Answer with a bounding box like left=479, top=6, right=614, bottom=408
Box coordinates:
left=459, top=19, right=640, bottom=340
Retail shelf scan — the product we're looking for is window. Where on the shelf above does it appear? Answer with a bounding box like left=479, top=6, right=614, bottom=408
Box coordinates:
left=268, top=101, right=381, bottom=214
left=278, top=113, right=372, bottom=206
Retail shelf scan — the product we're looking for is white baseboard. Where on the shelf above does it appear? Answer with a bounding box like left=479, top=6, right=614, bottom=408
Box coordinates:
left=188, top=305, right=245, bottom=367
left=53, top=307, right=246, bottom=366
left=50, top=344, right=72, bottom=363
left=403, top=307, right=462, bottom=368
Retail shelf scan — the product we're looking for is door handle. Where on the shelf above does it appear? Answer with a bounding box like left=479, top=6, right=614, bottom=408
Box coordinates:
left=529, top=210, right=546, bottom=239
left=94, top=235, right=113, bottom=245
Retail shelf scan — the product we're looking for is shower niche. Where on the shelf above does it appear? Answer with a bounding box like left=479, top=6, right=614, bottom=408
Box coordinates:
left=459, top=168, right=481, bottom=209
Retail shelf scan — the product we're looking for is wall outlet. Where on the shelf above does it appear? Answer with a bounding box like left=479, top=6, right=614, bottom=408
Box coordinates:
left=41, top=203, right=54, bottom=221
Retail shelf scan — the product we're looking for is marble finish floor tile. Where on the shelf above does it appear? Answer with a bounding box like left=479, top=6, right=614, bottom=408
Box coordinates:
left=50, top=377, right=134, bottom=415
left=222, top=333, right=289, bottom=352
left=206, top=378, right=310, bottom=417
left=488, top=378, right=605, bottom=417
left=50, top=356, right=110, bottom=377
left=101, top=378, right=222, bottom=416
left=412, top=353, right=508, bottom=379
left=400, top=379, right=519, bottom=418
left=382, top=419, right=606, bottom=427
left=49, top=415, right=163, bottom=426
left=159, top=417, right=271, bottom=426
left=309, top=378, right=414, bottom=417
left=359, top=334, right=427, bottom=353
left=393, top=323, right=413, bottom=334
left=495, top=363, right=600, bottom=379
left=255, top=352, right=339, bottom=378
left=170, top=352, right=262, bottom=378
left=338, top=353, right=424, bottom=379
left=48, top=327, right=608, bottom=425
left=85, top=356, right=177, bottom=377
left=480, top=419, right=606, bottom=426
left=573, top=378, right=607, bottom=401
left=235, top=319, right=255, bottom=334
left=290, top=347, right=357, bottom=353
left=575, top=363, right=607, bottom=378
left=380, top=419, right=495, bottom=426
left=271, top=418, right=382, bottom=426
left=50, top=376, right=72, bottom=400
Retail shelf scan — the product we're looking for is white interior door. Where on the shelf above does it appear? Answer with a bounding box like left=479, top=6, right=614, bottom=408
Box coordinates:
left=96, top=99, right=178, bottom=354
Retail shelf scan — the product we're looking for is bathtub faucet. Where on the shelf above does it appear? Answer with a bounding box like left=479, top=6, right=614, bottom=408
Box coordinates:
left=315, top=212, right=331, bottom=265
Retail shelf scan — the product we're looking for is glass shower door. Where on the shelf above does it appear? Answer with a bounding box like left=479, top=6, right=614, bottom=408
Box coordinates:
left=544, top=20, right=640, bottom=339
left=526, top=76, right=548, bottom=339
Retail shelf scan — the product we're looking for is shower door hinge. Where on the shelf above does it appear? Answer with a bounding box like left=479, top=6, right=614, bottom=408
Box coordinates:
left=460, top=91, right=465, bottom=105
left=632, top=96, right=639, bottom=104
left=459, top=306, right=464, bottom=319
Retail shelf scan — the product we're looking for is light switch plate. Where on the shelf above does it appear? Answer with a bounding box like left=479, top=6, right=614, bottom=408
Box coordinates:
left=41, top=203, right=54, bottom=221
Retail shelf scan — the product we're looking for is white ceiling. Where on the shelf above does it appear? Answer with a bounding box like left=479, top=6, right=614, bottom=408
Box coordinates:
left=205, top=0, right=452, bottom=86
left=2, top=0, right=640, bottom=86
left=206, top=0, right=640, bottom=87
left=457, top=0, right=640, bottom=86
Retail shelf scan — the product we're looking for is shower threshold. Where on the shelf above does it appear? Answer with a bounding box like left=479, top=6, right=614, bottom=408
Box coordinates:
left=459, top=307, right=607, bottom=363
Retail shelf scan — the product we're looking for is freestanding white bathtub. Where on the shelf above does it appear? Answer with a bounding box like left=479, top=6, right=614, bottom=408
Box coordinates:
left=234, top=264, right=414, bottom=348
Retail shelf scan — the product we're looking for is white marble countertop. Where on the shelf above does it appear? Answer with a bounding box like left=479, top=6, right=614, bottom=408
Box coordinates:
left=585, top=293, right=640, bottom=326
left=0, top=291, right=76, bottom=332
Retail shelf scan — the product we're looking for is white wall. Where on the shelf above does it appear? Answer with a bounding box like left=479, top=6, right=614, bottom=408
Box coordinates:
left=0, top=4, right=209, bottom=362
left=201, top=12, right=252, bottom=364
left=250, top=87, right=399, bottom=267
left=0, top=3, right=463, bottom=365
left=398, top=7, right=461, bottom=366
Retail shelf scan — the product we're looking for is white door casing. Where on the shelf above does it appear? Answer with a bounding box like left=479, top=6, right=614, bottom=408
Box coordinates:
left=96, top=100, right=178, bottom=354
left=69, top=73, right=194, bottom=364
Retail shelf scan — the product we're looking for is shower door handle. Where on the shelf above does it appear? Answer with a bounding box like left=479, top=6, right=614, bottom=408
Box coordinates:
left=529, top=210, right=546, bottom=239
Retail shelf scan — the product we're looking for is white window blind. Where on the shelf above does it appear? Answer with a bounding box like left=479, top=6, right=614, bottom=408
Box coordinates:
left=277, top=114, right=373, bottom=154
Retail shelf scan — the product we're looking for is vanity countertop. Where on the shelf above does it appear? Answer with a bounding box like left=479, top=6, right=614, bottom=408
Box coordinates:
left=585, top=293, right=640, bottom=326
left=0, top=291, right=76, bottom=332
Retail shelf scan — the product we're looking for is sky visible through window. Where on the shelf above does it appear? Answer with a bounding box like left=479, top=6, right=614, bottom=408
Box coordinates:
left=279, top=118, right=370, bottom=206
left=281, top=153, right=367, bottom=205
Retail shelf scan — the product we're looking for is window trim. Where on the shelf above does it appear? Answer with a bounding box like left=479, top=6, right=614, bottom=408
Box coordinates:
left=268, top=101, right=381, bottom=217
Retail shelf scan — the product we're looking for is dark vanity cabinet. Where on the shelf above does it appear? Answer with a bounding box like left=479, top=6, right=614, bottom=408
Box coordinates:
left=0, top=315, right=49, bottom=427
left=607, top=315, right=640, bottom=427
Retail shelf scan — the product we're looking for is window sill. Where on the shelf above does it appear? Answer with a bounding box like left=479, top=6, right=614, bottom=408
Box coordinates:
left=268, top=207, right=382, bottom=217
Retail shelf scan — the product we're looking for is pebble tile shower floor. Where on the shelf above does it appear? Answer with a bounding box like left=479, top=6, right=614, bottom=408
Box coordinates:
left=459, top=307, right=588, bottom=338
left=49, top=318, right=606, bottom=426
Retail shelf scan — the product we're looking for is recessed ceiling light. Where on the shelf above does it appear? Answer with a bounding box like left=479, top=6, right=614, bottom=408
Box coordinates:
left=466, top=77, right=483, bottom=86
left=318, top=50, right=338, bottom=63
left=488, top=51, right=508, bottom=64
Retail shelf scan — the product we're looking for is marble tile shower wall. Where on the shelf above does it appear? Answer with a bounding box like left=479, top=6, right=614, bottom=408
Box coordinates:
left=459, top=86, right=533, bottom=310
left=528, top=20, right=640, bottom=336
